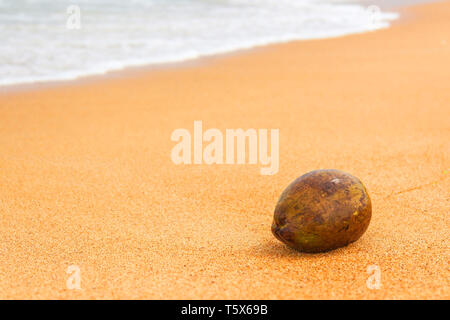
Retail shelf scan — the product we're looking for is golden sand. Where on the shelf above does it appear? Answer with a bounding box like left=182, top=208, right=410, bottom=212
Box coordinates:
left=0, top=2, right=448, bottom=299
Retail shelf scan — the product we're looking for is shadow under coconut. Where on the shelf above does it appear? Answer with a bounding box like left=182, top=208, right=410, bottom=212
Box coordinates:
left=251, top=239, right=362, bottom=260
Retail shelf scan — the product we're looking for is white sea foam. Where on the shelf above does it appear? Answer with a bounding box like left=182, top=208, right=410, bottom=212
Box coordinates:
left=0, top=0, right=398, bottom=86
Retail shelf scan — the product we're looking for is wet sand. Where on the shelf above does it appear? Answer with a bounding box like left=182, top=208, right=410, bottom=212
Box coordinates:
left=0, top=1, right=448, bottom=299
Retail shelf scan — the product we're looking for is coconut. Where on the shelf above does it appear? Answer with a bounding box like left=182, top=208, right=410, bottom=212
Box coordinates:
left=272, top=169, right=372, bottom=253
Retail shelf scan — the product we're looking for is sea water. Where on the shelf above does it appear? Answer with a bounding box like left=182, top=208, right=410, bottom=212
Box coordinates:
left=0, top=0, right=398, bottom=86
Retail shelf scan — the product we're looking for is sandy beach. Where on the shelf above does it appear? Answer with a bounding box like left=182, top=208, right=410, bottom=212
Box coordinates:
left=0, top=1, right=449, bottom=299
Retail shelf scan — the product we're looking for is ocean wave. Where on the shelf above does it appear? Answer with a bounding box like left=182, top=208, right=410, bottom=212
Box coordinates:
left=0, top=0, right=398, bottom=86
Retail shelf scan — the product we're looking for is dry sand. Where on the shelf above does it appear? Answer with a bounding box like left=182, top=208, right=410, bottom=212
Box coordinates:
left=0, top=2, right=449, bottom=299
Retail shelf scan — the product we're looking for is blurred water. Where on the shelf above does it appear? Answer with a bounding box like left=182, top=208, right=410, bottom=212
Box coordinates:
left=0, top=0, right=398, bottom=86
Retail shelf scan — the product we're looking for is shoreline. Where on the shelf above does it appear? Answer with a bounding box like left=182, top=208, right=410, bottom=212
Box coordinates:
left=1, top=1, right=441, bottom=95
left=0, top=1, right=448, bottom=299
left=0, top=0, right=410, bottom=95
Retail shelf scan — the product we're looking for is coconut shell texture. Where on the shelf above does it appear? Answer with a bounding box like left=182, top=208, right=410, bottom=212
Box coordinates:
left=272, top=169, right=372, bottom=253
